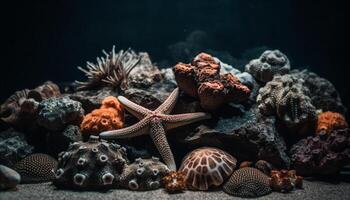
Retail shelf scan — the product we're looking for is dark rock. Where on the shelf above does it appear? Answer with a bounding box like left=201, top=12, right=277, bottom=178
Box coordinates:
left=0, top=128, right=34, bottom=168
left=37, top=97, right=84, bottom=131
left=0, top=164, right=21, bottom=190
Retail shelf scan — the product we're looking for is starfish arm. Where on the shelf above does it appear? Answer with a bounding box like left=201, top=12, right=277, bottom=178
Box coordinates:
left=155, top=87, right=179, bottom=114
left=117, top=96, right=152, bottom=120
left=99, top=117, right=150, bottom=139
left=162, top=112, right=211, bottom=130
left=150, top=119, right=176, bottom=171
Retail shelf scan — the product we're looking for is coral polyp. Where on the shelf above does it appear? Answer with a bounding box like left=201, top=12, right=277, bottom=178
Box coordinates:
left=316, top=111, right=348, bottom=135
left=76, top=46, right=141, bottom=90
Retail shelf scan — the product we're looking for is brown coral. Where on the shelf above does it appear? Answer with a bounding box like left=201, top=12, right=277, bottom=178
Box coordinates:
left=173, top=52, right=250, bottom=110
left=316, top=111, right=348, bottom=135
left=80, top=96, right=124, bottom=138
left=269, top=169, right=303, bottom=193
left=162, top=171, right=187, bottom=193
left=179, top=147, right=237, bottom=190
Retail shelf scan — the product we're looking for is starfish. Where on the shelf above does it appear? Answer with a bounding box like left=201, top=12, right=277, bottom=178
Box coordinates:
left=100, top=87, right=211, bottom=171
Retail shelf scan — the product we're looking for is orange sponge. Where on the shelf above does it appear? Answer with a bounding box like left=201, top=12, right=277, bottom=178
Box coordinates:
left=316, top=111, right=348, bottom=134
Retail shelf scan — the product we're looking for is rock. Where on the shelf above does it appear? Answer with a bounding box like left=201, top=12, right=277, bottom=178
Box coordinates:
left=0, top=129, right=34, bottom=168
left=0, top=165, right=21, bottom=190
left=37, top=97, right=84, bottom=131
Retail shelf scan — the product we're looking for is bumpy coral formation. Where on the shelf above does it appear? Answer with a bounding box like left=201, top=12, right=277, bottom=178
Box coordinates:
left=223, top=167, right=271, bottom=198
left=0, top=165, right=21, bottom=190
left=13, top=153, right=57, bottom=183
left=245, top=50, right=290, bottom=82
left=162, top=171, right=187, bottom=193
left=257, top=74, right=316, bottom=131
left=179, top=147, right=237, bottom=190
left=316, top=111, right=348, bottom=135
left=53, top=136, right=128, bottom=190
left=173, top=52, right=251, bottom=110
left=120, top=157, right=169, bottom=191
left=290, top=128, right=350, bottom=176
left=37, top=97, right=84, bottom=131
left=80, top=96, right=124, bottom=138
left=255, top=160, right=273, bottom=176
left=76, top=46, right=141, bottom=90
left=269, top=169, right=303, bottom=193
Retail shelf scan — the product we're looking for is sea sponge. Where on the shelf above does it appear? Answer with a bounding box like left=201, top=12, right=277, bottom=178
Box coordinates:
left=173, top=52, right=251, bottom=110
left=120, top=157, right=169, bottom=191
left=245, top=50, right=290, bottom=82
left=13, top=153, right=57, bottom=183
left=53, top=136, right=128, bottom=190
left=269, top=169, right=303, bottom=193
left=80, top=96, right=124, bottom=138
left=179, top=147, right=237, bottom=190
left=162, top=171, right=187, bottom=193
left=316, top=111, right=348, bottom=135
left=223, top=167, right=271, bottom=198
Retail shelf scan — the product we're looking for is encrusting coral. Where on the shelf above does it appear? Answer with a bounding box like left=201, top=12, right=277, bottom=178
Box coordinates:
left=290, top=128, right=350, bottom=176
left=245, top=50, right=290, bottom=83
left=173, top=52, right=251, bottom=110
left=223, top=167, right=271, bottom=198
left=120, top=157, right=170, bottom=191
left=99, top=88, right=211, bottom=171
left=316, top=111, right=348, bottom=135
left=269, top=169, right=303, bottom=193
left=80, top=96, right=124, bottom=139
left=179, top=147, right=237, bottom=191
left=13, top=153, right=57, bottom=183
left=162, top=171, right=187, bottom=193
left=53, top=136, right=128, bottom=190
left=75, top=45, right=141, bottom=90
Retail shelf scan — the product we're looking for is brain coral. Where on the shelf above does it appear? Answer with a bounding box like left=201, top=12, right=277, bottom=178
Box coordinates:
left=316, top=111, right=348, bottom=135
left=245, top=49, right=290, bottom=82
left=179, top=147, right=237, bottom=190
left=223, top=167, right=271, bottom=198
left=257, top=74, right=316, bottom=132
left=53, top=136, right=128, bottom=190
left=290, top=128, right=350, bottom=176
left=13, top=153, right=57, bottom=183
left=120, top=157, right=169, bottom=191
left=80, top=96, right=124, bottom=139
left=173, top=52, right=250, bottom=110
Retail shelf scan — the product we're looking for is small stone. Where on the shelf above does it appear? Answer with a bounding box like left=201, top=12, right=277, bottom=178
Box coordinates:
left=0, top=165, right=21, bottom=190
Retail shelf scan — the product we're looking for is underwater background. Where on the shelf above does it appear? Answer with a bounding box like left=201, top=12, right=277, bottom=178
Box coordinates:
left=2, top=0, right=349, bottom=110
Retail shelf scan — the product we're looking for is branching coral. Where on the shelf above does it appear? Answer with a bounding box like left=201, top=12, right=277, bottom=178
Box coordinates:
left=316, top=111, right=348, bottom=135
left=179, top=147, right=237, bottom=190
left=80, top=96, right=124, bottom=139
left=245, top=50, right=290, bottom=82
left=76, top=46, right=141, bottom=90
left=173, top=52, right=251, bottom=110
left=269, top=169, right=303, bottom=193
left=162, top=171, right=187, bottom=193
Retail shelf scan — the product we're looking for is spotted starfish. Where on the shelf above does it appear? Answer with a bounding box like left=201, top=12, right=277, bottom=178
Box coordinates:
left=100, top=87, right=211, bottom=170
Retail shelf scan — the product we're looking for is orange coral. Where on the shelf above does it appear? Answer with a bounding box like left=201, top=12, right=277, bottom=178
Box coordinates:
left=269, top=169, right=303, bottom=193
left=316, top=111, right=348, bottom=135
left=162, top=171, right=187, bottom=193
left=80, top=96, right=124, bottom=138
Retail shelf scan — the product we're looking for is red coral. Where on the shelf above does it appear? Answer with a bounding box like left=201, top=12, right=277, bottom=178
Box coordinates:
left=269, top=169, right=303, bottom=193
left=173, top=52, right=251, bottom=110
left=317, top=111, right=348, bottom=135
left=162, top=171, right=187, bottom=193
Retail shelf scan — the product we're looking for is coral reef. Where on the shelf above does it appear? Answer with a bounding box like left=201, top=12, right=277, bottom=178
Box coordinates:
left=37, top=97, right=84, bottom=131
left=0, top=128, right=34, bottom=168
left=269, top=169, right=303, bottom=193
left=291, top=69, right=347, bottom=114
left=316, top=111, right=348, bottom=135
left=290, top=128, right=350, bottom=176
left=99, top=88, right=211, bottom=171
left=80, top=96, right=124, bottom=138
left=120, top=157, right=169, bottom=191
left=257, top=74, right=316, bottom=132
left=13, top=153, right=57, bottom=183
left=53, top=136, right=128, bottom=190
left=223, top=167, right=271, bottom=198
left=173, top=52, right=251, bottom=110
left=245, top=50, right=290, bottom=82
left=179, top=147, right=237, bottom=190
left=162, top=171, right=187, bottom=193
left=76, top=46, right=141, bottom=90
left=0, top=165, right=21, bottom=190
